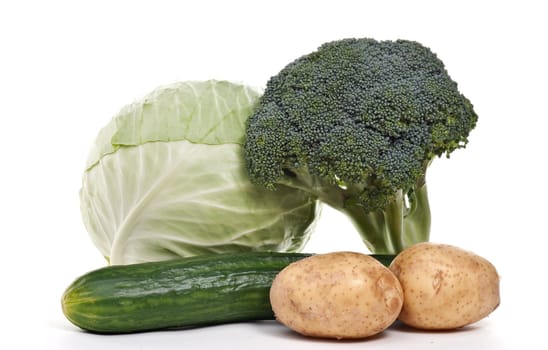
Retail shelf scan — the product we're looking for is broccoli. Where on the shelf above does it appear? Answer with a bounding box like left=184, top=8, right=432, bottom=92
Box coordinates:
left=244, top=38, right=478, bottom=254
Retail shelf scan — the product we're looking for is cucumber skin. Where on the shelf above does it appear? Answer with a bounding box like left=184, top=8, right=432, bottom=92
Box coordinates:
left=61, top=252, right=394, bottom=334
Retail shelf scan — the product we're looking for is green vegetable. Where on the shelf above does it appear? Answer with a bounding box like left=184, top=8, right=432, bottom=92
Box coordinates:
left=62, top=252, right=395, bottom=334
left=80, top=80, right=320, bottom=265
left=245, top=38, right=477, bottom=254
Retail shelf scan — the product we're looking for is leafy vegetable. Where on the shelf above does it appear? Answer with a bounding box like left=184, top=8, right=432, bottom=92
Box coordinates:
left=245, top=38, right=477, bottom=254
left=80, top=80, right=319, bottom=265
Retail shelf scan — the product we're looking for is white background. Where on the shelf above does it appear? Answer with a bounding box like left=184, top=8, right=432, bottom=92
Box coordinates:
left=1, top=1, right=546, bottom=349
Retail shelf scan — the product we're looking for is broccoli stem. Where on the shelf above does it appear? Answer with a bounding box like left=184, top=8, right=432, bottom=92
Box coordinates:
left=403, top=182, right=431, bottom=248
left=342, top=183, right=431, bottom=254
left=277, top=168, right=431, bottom=254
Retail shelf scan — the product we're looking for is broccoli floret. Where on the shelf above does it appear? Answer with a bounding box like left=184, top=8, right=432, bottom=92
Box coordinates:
left=244, top=38, right=478, bottom=254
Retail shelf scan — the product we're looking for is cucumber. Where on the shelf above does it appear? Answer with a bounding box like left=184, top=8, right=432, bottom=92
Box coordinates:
left=61, top=252, right=395, bottom=334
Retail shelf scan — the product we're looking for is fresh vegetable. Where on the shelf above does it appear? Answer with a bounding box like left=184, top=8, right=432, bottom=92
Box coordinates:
left=62, top=252, right=310, bottom=333
left=269, top=252, right=403, bottom=339
left=80, top=80, right=320, bottom=265
left=62, top=251, right=395, bottom=333
left=244, top=38, right=478, bottom=254
left=389, top=242, right=500, bottom=330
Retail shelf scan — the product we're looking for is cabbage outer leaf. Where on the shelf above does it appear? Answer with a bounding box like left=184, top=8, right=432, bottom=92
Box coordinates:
left=80, top=81, right=319, bottom=265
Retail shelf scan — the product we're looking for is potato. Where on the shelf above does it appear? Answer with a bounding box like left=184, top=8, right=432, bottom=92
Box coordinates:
left=270, top=252, right=403, bottom=339
left=389, top=242, right=500, bottom=330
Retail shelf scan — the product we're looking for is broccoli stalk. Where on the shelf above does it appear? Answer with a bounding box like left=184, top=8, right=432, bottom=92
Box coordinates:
left=343, top=179, right=431, bottom=254
left=245, top=38, right=477, bottom=254
left=276, top=161, right=431, bottom=254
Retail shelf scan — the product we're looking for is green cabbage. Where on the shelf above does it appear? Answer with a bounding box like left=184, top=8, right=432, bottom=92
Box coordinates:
left=80, top=80, right=320, bottom=265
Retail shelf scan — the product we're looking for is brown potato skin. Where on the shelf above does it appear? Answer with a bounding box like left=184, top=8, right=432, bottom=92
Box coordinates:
left=389, top=242, right=500, bottom=330
left=270, top=252, right=403, bottom=339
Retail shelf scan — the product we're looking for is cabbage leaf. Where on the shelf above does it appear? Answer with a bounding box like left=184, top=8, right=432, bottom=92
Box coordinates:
left=80, top=81, right=319, bottom=265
